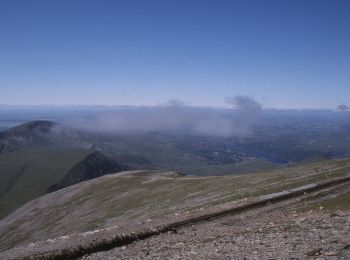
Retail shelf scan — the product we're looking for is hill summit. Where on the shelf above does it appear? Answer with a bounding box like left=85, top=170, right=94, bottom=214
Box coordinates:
left=0, top=120, right=91, bottom=152
left=8, top=120, right=59, bottom=134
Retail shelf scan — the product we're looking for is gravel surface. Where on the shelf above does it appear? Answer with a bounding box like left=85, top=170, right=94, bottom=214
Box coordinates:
left=1, top=177, right=349, bottom=259
left=83, top=202, right=350, bottom=259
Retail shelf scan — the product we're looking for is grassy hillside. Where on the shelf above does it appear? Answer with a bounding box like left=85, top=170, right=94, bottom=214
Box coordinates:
left=1, top=157, right=350, bottom=250
left=0, top=149, right=90, bottom=219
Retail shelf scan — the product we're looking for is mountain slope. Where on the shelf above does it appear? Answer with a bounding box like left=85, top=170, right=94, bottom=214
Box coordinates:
left=0, top=120, right=92, bottom=152
left=0, top=149, right=90, bottom=219
left=47, top=151, right=128, bottom=192
left=0, top=121, right=158, bottom=219
left=1, top=157, right=350, bottom=250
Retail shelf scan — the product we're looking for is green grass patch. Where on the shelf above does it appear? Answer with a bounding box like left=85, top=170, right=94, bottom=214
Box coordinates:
left=0, top=149, right=90, bottom=218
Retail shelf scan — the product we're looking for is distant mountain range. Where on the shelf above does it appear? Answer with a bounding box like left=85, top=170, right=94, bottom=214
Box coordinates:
left=0, top=120, right=93, bottom=153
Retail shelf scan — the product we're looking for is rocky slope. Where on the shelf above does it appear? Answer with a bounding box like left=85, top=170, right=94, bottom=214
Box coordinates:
left=84, top=192, right=350, bottom=259
left=1, top=157, right=350, bottom=254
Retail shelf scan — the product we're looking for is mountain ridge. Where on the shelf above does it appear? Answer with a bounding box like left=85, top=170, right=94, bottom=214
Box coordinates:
left=47, top=151, right=129, bottom=193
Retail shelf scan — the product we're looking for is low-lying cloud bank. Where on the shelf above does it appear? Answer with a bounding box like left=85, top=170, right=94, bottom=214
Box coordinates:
left=66, top=96, right=262, bottom=137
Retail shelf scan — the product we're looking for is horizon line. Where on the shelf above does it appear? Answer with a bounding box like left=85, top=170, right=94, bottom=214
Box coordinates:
left=0, top=103, right=341, bottom=111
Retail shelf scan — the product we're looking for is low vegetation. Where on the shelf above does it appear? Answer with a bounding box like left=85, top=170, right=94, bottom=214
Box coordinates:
left=0, top=149, right=90, bottom=218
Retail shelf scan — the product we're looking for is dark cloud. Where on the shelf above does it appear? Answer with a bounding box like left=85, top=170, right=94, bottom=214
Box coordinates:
left=225, top=95, right=262, bottom=111
left=337, top=104, right=349, bottom=112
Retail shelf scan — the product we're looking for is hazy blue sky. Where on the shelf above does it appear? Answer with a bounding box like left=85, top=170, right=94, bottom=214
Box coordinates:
left=0, top=0, right=349, bottom=108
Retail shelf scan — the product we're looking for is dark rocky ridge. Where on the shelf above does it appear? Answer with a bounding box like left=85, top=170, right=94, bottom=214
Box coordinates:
left=9, top=120, right=58, bottom=134
left=47, top=151, right=129, bottom=193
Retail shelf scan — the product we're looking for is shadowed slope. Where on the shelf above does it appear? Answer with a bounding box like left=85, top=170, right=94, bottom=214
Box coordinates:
left=47, top=151, right=128, bottom=193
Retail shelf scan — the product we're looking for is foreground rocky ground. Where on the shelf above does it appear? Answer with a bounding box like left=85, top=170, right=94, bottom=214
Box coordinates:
left=84, top=215, right=350, bottom=259
left=2, top=158, right=350, bottom=252
left=1, top=184, right=350, bottom=259
left=83, top=196, right=350, bottom=259
left=1, top=160, right=350, bottom=259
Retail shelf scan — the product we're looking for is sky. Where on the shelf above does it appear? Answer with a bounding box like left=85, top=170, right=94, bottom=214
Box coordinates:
left=0, top=0, right=349, bottom=108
